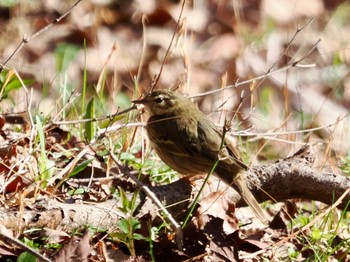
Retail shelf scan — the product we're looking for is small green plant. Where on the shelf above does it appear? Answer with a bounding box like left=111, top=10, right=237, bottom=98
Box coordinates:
left=146, top=224, right=162, bottom=262
left=36, top=115, right=55, bottom=188
left=17, top=237, right=41, bottom=262
left=109, top=188, right=146, bottom=256
left=340, top=155, right=350, bottom=175
left=118, top=149, right=178, bottom=184
left=17, top=252, right=38, bottom=262
left=288, top=206, right=350, bottom=261
left=288, top=246, right=300, bottom=260
left=0, top=69, right=33, bottom=101
left=84, top=97, right=96, bottom=141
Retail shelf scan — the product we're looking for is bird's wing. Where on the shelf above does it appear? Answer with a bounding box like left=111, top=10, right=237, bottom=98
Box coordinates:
left=147, top=114, right=201, bottom=156
left=197, top=116, right=247, bottom=170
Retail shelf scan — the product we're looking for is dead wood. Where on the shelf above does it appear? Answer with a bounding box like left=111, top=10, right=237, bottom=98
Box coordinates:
left=240, top=158, right=350, bottom=210
left=1, top=146, right=349, bottom=232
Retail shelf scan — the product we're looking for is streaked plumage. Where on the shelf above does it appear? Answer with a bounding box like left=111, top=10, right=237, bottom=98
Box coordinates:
left=134, top=90, right=268, bottom=223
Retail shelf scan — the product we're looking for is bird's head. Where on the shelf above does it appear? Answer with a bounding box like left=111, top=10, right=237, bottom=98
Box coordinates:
left=133, top=90, right=183, bottom=116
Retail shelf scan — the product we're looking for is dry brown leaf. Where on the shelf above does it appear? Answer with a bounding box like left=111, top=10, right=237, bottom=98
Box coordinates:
left=52, top=230, right=90, bottom=262
left=196, top=190, right=239, bottom=234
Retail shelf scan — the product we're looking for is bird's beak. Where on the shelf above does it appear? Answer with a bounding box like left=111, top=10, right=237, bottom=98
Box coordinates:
left=132, top=99, right=143, bottom=104
left=132, top=97, right=148, bottom=104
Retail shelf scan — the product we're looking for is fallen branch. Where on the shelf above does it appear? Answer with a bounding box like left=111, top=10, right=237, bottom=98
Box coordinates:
left=1, top=146, right=349, bottom=232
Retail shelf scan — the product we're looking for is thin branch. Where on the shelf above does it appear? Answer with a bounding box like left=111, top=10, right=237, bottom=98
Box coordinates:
left=238, top=114, right=348, bottom=138
left=135, top=15, right=149, bottom=90
left=0, top=226, right=50, bottom=262
left=189, top=19, right=320, bottom=100
left=109, top=148, right=183, bottom=250
left=189, top=61, right=316, bottom=100
left=150, top=0, right=187, bottom=91
left=51, top=104, right=137, bottom=125
left=1, top=0, right=83, bottom=70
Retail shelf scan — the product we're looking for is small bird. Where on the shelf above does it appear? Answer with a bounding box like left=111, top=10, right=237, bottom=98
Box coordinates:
left=133, top=89, right=268, bottom=223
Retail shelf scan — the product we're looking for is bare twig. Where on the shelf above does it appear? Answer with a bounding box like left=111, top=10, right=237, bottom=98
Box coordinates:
left=0, top=225, right=50, bottom=262
left=51, top=104, right=137, bottom=125
left=272, top=187, right=350, bottom=249
left=189, top=60, right=316, bottom=100
left=109, top=149, right=183, bottom=250
left=135, top=15, right=149, bottom=91
left=1, top=0, right=83, bottom=70
left=150, top=0, right=187, bottom=91
left=190, top=19, right=320, bottom=100
left=238, top=115, right=348, bottom=138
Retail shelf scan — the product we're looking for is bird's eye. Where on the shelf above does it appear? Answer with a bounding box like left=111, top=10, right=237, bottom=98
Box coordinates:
left=154, top=97, right=164, bottom=104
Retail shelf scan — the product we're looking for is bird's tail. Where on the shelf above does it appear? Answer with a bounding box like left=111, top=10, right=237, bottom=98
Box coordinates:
left=234, top=174, right=270, bottom=224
